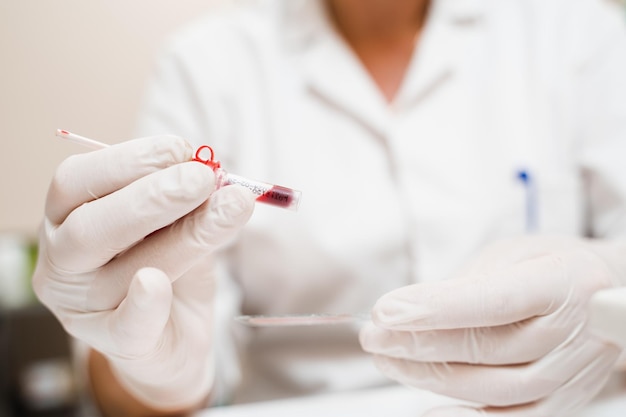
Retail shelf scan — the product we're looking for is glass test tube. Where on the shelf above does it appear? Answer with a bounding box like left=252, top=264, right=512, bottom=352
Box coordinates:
left=192, top=145, right=302, bottom=211
left=215, top=169, right=301, bottom=211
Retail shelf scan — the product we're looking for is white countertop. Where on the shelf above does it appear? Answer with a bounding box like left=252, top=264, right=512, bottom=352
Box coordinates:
left=197, top=375, right=626, bottom=417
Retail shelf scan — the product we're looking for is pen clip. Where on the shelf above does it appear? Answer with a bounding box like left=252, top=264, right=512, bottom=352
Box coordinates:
left=516, top=169, right=537, bottom=233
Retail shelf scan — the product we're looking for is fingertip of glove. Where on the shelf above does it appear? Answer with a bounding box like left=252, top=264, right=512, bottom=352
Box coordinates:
left=141, top=135, right=195, bottom=166
left=209, top=185, right=256, bottom=226
left=358, top=321, right=381, bottom=350
left=371, top=295, right=404, bottom=327
left=132, top=267, right=172, bottom=310
left=166, top=162, right=215, bottom=202
left=371, top=292, right=431, bottom=329
left=159, top=135, right=195, bottom=162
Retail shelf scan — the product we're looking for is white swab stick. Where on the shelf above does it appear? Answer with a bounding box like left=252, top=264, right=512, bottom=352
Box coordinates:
left=56, top=129, right=109, bottom=150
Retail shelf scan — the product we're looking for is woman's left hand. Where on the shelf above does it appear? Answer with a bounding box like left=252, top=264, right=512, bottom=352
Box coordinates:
left=360, top=236, right=624, bottom=417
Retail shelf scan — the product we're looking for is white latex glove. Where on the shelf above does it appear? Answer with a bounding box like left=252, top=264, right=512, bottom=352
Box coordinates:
left=360, top=236, right=625, bottom=417
left=588, top=287, right=626, bottom=349
left=32, top=136, right=255, bottom=410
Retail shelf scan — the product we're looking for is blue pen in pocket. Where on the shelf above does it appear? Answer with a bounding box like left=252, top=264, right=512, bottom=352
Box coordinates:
left=516, top=169, right=537, bottom=232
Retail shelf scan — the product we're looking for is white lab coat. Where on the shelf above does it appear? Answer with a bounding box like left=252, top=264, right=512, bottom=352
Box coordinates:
left=134, top=0, right=626, bottom=406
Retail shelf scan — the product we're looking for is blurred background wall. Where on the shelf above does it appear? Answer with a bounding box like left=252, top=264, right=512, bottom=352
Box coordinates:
left=0, top=0, right=226, bottom=237
left=0, top=2, right=226, bottom=415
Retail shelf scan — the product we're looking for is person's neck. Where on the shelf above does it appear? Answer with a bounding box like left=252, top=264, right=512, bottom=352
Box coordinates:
left=327, top=0, right=429, bottom=43
left=326, top=0, right=430, bottom=103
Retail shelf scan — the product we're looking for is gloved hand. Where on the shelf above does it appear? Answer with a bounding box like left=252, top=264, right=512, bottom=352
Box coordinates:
left=588, top=287, right=626, bottom=349
left=32, top=136, right=255, bottom=410
left=360, top=236, right=625, bottom=417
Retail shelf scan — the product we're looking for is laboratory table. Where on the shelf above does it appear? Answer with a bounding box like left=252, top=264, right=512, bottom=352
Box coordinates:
left=197, top=374, right=626, bottom=417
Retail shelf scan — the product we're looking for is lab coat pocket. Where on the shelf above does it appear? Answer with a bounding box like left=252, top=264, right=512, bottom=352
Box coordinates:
left=491, top=171, right=583, bottom=238
left=505, top=170, right=583, bottom=236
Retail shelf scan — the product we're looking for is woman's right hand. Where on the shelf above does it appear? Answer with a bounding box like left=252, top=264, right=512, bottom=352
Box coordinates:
left=32, top=135, right=255, bottom=411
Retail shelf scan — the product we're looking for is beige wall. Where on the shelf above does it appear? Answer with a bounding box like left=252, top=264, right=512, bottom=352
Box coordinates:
left=0, top=0, right=225, bottom=237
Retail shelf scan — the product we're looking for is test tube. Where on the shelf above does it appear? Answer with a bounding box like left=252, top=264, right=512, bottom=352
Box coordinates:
left=216, top=170, right=301, bottom=211
left=192, top=145, right=301, bottom=211
left=55, top=130, right=302, bottom=211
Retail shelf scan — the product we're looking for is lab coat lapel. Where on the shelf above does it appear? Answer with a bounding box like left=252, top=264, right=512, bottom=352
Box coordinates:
left=396, top=0, right=485, bottom=108
left=298, top=33, right=391, bottom=139
left=282, top=0, right=390, bottom=138
left=282, top=0, right=486, bottom=136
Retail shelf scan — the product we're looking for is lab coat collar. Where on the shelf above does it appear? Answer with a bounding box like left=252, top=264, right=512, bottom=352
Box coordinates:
left=281, top=0, right=391, bottom=137
left=280, top=0, right=328, bottom=51
left=436, top=0, right=486, bottom=23
left=280, top=0, right=487, bottom=48
left=279, top=0, right=486, bottom=136
left=393, top=0, right=485, bottom=110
